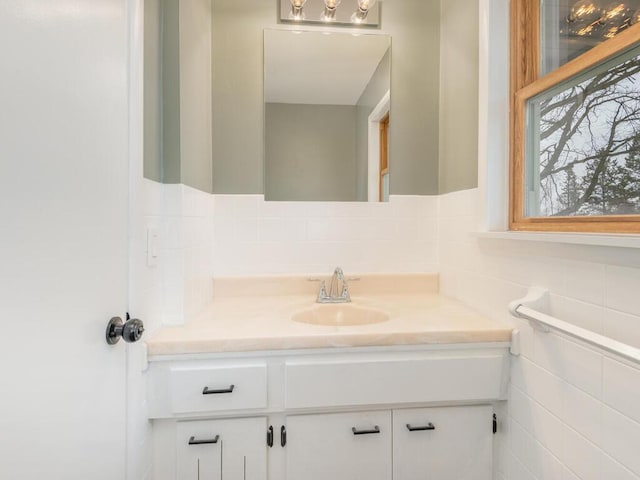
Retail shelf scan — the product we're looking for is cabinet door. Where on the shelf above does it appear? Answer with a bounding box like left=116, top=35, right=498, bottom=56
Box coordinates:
left=285, top=411, right=392, bottom=480
left=393, top=406, right=493, bottom=480
left=176, top=417, right=268, bottom=480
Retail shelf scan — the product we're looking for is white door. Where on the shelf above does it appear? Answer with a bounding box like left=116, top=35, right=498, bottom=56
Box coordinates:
left=285, top=411, right=392, bottom=480
left=393, top=406, right=493, bottom=480
left=176, top=417, right=268, bottom=480
left=0, top=1, right=131, bottom=479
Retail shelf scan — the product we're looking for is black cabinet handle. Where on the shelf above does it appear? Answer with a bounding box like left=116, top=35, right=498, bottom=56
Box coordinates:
left=352, top=425, right=380, bottom=435
left=406, top=423, right=435, bottom=432
left=267, top=426, right=274, bottom=447
left=202, top=385, right=235, bottom=395
left=188, top=435, right=220, bottom=445
left=281, top=425, right=287, bottom=447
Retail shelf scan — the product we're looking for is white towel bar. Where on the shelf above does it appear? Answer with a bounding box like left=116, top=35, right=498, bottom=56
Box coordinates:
left=509, top=288, right=640, bottom=365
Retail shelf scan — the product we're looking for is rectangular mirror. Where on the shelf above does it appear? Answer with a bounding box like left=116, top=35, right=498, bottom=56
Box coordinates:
left=264, top=29, right=391, bottom=202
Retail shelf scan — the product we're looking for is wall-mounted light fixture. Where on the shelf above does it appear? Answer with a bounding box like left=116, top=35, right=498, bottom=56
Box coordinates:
left=280, top=0, right=381, bottom=28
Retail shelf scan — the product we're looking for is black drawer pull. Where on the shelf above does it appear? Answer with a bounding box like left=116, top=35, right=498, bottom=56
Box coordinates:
left=202, top=384, right=235, bottom=395
left=352, top=425, right=380, bottom=435
left=267, top=426, right=274, bottom=448
left=281, top=425, right=287, bottom=447
left=188, top=435, right=220, bottom=445
left=406, top=423, right=435, bottom=432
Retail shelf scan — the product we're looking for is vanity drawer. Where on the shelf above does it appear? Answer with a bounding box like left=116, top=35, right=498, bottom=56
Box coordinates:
left=168, top=365, right=268, bottom=414
left=285, top=355, right=505, bottom=409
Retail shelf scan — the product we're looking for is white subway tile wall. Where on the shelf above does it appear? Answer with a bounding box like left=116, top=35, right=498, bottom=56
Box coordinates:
left=127, top=180, right=216, bottom=478
left=439, top=188, right=640, bottom=480
left=132, top=182, right=640, bottom=480
left=161, top=184, right=214, bottom=325
left=128, top=177, right=165, bottom=480
left=212, top=195, right=439, bottom=276
left=130, top=178, right=166, bottom=333
left=156, top=191, right=439, bottom=323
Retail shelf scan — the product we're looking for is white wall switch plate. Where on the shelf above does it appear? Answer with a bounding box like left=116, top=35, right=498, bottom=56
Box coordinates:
left=147, top=227, right=159, bottom=267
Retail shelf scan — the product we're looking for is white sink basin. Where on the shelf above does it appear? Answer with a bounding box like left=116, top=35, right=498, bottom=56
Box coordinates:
left=292, top=304, right=389, bottom=326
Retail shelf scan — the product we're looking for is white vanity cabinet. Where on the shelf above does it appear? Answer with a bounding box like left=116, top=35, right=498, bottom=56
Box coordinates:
left=285, top=411, right=393, bottom=480
left=176, top=417, right=268, bottom=480
left=392, top=406, right=493, bottom=480
left=282, top=406, right=492, bottom=480
left=148, top=345, right=509, bottom=480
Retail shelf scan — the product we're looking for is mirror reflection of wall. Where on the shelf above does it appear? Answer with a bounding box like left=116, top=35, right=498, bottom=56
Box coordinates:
left=264, top=30, right=391, bottom=202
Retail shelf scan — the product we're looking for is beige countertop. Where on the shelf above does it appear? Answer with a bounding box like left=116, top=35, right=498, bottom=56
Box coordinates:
left=146, top=274, right=512, bottom=356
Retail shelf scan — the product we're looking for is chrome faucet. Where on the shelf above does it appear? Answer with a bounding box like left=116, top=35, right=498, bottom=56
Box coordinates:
left=317, top=267, right=351, bottom=304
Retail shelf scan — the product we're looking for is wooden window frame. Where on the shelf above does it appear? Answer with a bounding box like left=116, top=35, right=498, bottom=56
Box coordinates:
left=379, top=113, right=389, bottom=201
left=510, top=0, right=640, bottom=233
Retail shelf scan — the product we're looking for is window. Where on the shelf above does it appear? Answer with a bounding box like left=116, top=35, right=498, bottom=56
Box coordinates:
left=511, top=0, right=640, bottom=232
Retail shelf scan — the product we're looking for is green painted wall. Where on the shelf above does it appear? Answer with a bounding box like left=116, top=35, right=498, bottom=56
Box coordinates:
left=265, top=103, right=358, bottom=201
left=143, top=0, right=214, bottom=193
left=143, top=0, right=162, bottom=183
left=438, top=0, right=479, bottom=194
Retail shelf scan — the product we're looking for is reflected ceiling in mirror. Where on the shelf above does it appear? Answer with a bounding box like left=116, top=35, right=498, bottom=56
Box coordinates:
left=264, top=29, right=391, bottom=202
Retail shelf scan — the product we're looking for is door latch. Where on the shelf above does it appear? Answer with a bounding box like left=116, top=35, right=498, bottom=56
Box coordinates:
left=106, top=315, right=145, bottom=345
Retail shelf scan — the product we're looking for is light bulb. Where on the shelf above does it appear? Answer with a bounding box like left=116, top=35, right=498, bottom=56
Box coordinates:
left=289, top=0, right=307, bottom=21
left=566, top=0, right=604, bottom=35
left=321, top=0, right=341, bottom=21
left=567, top=0, right=603, bottom=22
left=352, top=0, right=377, bottom=23
left=357, top=0, right=377, bottom=11
left=599, top=1, right=635, bottom=37
left=602, top=1, right=633, bottom=21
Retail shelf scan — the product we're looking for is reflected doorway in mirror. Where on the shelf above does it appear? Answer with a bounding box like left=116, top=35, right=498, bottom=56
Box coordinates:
left=368, top=90, right=390, bottom=202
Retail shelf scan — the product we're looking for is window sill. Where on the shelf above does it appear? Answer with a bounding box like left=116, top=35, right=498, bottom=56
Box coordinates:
left=472, top=231, right=640, bottom=249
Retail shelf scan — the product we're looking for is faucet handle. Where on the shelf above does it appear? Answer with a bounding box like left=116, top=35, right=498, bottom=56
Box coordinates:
left=316, top=280, right=329, bottom=302
left=340, top=283, right=351, bottom=302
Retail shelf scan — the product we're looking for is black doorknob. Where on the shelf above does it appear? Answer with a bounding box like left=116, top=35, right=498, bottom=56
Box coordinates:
left=106, top=316, right=145, bottom=345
